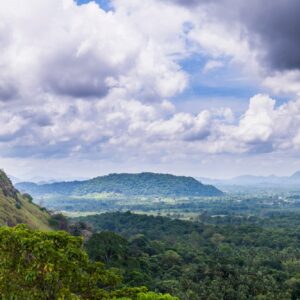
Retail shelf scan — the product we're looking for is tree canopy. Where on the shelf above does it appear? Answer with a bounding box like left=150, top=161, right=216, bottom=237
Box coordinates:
left=0, top=225, right=177, bottom=300
left=80, top=212, right=300, bottom=300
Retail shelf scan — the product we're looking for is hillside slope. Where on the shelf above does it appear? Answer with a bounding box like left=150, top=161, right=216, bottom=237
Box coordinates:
left=17, top=172, right=223, bottom=197
left=0, top=170, right=51, bottom=230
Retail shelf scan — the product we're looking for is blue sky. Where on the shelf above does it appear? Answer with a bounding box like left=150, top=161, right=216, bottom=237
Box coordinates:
left=76, top=0, right=112, bottom=11
left=1, top=0, right=300, bottom=180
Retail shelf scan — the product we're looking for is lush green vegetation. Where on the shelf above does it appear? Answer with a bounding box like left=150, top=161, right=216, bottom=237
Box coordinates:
left=16, top=172, right=223, bottom=198
left=0, top=170, right=51, bottom=230
left=15, top=172, right=300, bottom=220
left=0, top=170, right=177, bottom=299
left=0, top=225, right=177, bottom=299
left=75, top=211, right=300, bottom=300
left=7, top=167, right=300, bottom=299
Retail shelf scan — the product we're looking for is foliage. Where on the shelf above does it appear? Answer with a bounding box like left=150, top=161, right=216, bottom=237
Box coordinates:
left=81, top=211, right=300, bottom=300
left=23, top=193, right=34, bottom=203
left=86, top=231, right=129, bottom=263
left=0, top=225, right=177, bottom=300
left=49, top=213, right=69, bottom=231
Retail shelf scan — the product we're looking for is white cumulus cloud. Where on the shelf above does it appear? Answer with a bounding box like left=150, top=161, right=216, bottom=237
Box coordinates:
left=0, top=0, right=300, bottom=178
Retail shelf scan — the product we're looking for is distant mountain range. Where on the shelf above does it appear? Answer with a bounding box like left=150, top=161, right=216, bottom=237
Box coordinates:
left=8, top=175, right=89, bottom=185
left=16, top=172, right=223, bottom=197
left=198, top=171, right=300, bottom=187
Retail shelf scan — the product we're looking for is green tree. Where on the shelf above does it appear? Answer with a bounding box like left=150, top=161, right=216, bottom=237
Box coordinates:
left=0, top=225, right=177, bottom=300
left=86, top=231, right=128, bottom=264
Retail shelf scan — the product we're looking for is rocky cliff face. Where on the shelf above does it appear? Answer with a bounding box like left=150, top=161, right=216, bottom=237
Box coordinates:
left=0, top=170, right=18, bottom=201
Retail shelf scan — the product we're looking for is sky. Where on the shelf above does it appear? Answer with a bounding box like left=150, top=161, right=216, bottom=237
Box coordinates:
left=1, top=0, right=300, bottom=180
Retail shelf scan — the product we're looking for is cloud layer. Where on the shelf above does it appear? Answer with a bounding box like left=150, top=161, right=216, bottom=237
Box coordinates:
left=1, top=0, right=300, bottom=177
left=171, top=0, right=300, bottom=70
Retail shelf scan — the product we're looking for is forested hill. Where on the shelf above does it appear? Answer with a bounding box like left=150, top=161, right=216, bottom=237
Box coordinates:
left=16, top=172, right=223, bottom=197
left=0, top=169, right=51, bottom=230
left=76, top=212, right=300, bottom=299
